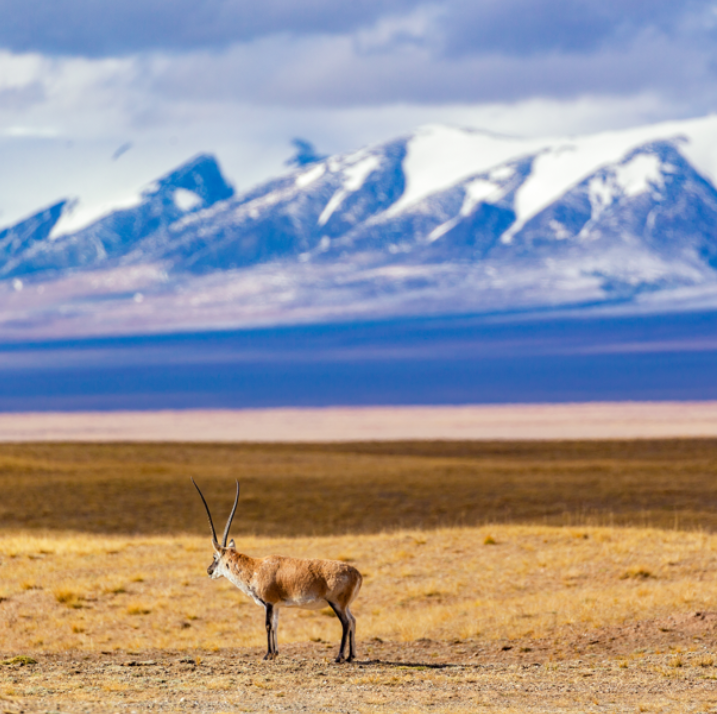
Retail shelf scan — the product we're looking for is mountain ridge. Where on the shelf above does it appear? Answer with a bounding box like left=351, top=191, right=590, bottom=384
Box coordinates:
left=3, top=116, right=717, bottom=339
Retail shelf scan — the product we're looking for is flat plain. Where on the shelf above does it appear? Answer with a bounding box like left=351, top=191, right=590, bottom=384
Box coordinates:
left=4, top=402, right=717, bottom=442
left=1, top=440, right=717, bottom=712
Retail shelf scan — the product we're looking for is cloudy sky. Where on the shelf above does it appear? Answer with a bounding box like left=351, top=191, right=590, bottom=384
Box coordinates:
left=1, top=0, right=717, bottom=226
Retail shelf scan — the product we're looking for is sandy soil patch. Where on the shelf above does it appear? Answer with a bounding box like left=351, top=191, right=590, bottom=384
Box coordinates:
left=3, top=401, right=717, bottom=442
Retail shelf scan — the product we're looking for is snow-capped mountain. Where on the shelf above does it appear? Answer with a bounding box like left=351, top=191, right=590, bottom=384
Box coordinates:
left=2, top=154, right=234, bottom=279
left=5, top=116, right=717, bottom=339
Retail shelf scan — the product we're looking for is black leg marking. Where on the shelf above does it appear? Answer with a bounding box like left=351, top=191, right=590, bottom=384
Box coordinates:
left=347, top=608, right=357, bottom=662
left=328, top=601, right=350, bottom=663
left=264, top=604, right=275, bottom=660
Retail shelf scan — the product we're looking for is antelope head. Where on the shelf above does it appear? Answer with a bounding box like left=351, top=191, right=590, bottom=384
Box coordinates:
left=192, top=478, right=239, bottom=579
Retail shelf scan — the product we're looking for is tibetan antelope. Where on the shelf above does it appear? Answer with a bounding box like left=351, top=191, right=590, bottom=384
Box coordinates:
left=192, top=479, right=362, bottom=662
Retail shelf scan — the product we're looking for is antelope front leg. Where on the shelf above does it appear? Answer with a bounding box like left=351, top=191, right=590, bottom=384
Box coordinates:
left=263, top=604, right=277, bottom=660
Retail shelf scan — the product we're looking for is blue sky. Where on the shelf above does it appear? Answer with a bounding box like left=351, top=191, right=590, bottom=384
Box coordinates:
left=1, top=0, right=716, bottom=227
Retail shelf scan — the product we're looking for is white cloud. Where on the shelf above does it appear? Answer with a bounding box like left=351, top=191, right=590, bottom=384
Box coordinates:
left=0, top=1, right=714, bottom=230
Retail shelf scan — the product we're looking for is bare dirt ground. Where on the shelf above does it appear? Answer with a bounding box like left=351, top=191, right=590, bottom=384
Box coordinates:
left=4, top=401, right=717, bottom=442
left=3, top=614, right=717, bottom=714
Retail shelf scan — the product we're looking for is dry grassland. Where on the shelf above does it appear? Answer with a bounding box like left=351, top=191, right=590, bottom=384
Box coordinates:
left=1, top=525, right=717, bottom=713
left=1, top=525, right=717, bottom=652
left=2, top=439, right=717, bottom=534
left=1, top=441, right=717, bottom=712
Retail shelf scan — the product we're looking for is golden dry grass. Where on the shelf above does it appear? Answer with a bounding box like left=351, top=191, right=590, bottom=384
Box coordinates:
left=1, top=523, right=716, bottom=654
left=2, top=439, right=717, bottom=536
left=2, top=440, right=717, bottom=712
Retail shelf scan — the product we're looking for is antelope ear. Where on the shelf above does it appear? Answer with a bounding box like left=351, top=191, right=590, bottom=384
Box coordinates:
left=228, top=538, right=236, bottom=548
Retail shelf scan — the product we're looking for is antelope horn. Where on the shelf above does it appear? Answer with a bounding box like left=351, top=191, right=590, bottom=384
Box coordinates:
left=221, top=480, right=240, bottom=548
left=191, top=478, right=219, bottom=549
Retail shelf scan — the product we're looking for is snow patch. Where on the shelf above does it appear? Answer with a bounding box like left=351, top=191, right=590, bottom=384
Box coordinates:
left=48, top=193, right=144, bottom=240
left=586, top=153, right=664, bottom=224
left=318, top=155, right=381, bottom=226
left=318, top=191, right=348, bottom=226
left=490, top=165, right=515, bottom=181
left=588, top=175, right=616, bottom=215
left=426, top=173, right=510, bottom=243
left=387, top=125, right=544, bottom=216
left=427, top=217, right=460, bottom=242
left=173, top=188, right=203, bottom=212
left=295, top=164, right=325, bottom=188
left=343, top=155, right=380, bottom=191
left=460, top=179, right=501, bottom=216
left=615, top=154, right=663, bottom=197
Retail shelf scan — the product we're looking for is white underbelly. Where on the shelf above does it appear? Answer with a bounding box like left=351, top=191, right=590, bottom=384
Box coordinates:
left=280, top=596, right=327, bottom=610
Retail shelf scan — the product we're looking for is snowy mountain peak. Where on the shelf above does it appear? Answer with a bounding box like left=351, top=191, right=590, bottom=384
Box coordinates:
left=0, top=201, right=68, bottom=278
left=142, top=153, right=234, bottom=206
left=4, top=117, right=717, bottom=338
left=0, top=154, right=235, bottom=280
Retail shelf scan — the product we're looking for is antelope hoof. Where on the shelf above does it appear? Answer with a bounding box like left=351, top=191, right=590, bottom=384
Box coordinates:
left=334, top=655, right=347, bottom=664
left=263, top=652, right=277, bottom=661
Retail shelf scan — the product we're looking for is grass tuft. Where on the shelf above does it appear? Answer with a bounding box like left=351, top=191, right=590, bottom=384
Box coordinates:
left=53, top=589, right=85, bottom=608
left=620, top=568, right=655, bottom=580
left=127, top=605, right=151, bottom=616
left=103, top=586, right=127, bottom=595
left=1, top=656, right=37, bottom=666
